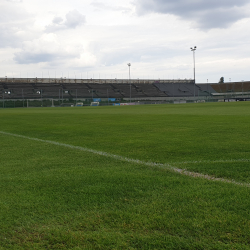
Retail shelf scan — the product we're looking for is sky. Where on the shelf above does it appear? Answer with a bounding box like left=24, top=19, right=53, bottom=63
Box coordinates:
left=0, top=0, right=250, bottom=83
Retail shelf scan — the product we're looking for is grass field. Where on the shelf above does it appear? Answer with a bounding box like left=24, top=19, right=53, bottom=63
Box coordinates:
left=0, top=102, right=250, bottom=249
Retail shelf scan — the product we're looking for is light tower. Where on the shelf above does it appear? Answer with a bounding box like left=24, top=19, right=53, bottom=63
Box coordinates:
left=190, top=46, right=197, bottom=99
left=127, top=63, right=131, bottom=103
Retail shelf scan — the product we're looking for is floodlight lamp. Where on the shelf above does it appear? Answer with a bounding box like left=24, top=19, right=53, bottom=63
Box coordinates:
left=127, top=63, right=131, bottom=67
left=194, top=46, right=197, bottom=49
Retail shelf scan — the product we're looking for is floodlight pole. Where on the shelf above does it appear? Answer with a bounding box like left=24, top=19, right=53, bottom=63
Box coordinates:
left=41, top=89, right=43, bottom=107
left=22, top=89, right=24, bottom=107
left=190, top=46, right=197, bottom=100
left=128, top=63, right=131, bottom=103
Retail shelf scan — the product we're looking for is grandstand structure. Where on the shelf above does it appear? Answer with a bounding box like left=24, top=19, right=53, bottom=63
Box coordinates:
left=0, top=77, right=250, bottom=103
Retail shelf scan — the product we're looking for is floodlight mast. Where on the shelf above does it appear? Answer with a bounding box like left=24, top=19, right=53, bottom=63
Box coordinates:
left=190, top=46, right=197, bottom=99
left=127, top=63, right=131, bottom=103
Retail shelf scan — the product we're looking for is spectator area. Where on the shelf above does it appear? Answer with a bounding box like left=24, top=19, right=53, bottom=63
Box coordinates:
left=1, top=77, right=249, bottom=100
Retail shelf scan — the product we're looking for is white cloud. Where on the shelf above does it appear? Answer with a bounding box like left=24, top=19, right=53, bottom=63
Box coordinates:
left=91, top=1, right=131, bottom=13
left=0, top=0, right=35, bottom=47
left=5, top=0, right=22, bottom=2
left=14, top=34, right=82, bottom=64
left=0, top=0, right=250, bottom=83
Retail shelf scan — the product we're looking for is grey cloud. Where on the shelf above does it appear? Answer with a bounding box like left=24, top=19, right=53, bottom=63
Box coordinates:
left=52, top=16, right=63, bottom=25
left=14, top=50, right=79, bottom=64
left=14, top=52, right=56, bottom=64
left=134, top=0, right=249, bottom=29
left=45, top=10, right=86, bottom=32
left=65, top=10, right=86, bottom=28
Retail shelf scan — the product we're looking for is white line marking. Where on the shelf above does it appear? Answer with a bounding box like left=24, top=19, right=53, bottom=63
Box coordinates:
left=0, top=130, right=249, bottom=187
left=172, top=159, right=250, bottom=165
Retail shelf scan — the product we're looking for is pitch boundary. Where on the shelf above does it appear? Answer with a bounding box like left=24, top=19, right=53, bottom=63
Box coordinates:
left=172, top=159, right=250, bottom=165
left=0, top=130, right=249, bottom=188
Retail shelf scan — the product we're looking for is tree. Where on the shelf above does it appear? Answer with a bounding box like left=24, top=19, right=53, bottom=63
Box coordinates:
left=219, top=77, right=224, bottom=83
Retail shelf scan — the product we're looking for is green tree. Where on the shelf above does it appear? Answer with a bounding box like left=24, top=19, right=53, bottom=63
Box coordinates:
left=219, top=77, right=224, bottom=83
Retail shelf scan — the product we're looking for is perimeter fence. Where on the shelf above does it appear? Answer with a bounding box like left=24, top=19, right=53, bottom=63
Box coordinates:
left=0, top=97, right=232, bottom=109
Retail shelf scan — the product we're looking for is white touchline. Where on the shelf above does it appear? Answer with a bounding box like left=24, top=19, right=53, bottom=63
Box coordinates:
left=0, top=130, right=249, bottom=188
left=172, top=159, right=250, bottom=165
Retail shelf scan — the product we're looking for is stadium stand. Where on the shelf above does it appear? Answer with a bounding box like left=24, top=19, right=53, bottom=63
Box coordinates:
left=1, top=77, right=250, bottom=101
left=209, top=81, right=250, bottom=93
left=154, top=81, right=197, bottom=97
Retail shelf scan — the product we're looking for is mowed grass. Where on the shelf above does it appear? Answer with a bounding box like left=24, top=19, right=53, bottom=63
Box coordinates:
left=0, top=102, right=250, bottom=249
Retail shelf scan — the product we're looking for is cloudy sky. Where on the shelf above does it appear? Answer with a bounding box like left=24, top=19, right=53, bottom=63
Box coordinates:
left=1, top=0, right=250, bottom=83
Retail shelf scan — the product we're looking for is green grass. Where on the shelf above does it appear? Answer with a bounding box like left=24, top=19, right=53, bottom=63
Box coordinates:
left=0, top=102, right=250, bottom=249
